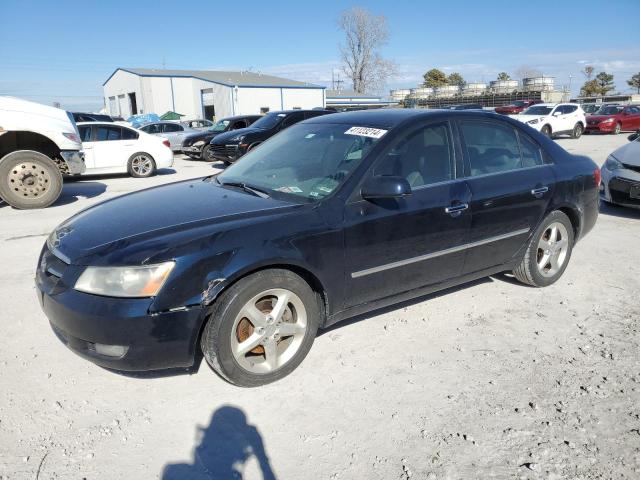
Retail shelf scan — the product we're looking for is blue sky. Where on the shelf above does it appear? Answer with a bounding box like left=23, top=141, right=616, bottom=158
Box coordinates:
left=1, top=0, right=639, bottom=111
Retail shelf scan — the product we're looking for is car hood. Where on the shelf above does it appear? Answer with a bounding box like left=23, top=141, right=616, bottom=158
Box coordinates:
left=211, top=127, right=264, bottom=144
left=183, top=131, right=221, bottom=144
left=50, top=177, right=299, bottom=264
left=611, top=141, right=640, bottom=167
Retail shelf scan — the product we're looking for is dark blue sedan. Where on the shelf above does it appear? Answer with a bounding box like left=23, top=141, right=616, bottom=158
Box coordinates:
left=36, top=109, right=599, bottom=386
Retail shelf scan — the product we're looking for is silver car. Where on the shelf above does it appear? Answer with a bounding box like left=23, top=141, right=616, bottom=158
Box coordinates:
left=601, top=131, right=640, bottom=208
left=138, top=121, right=198, bottom=151
left=181, top=119, right=215, bottom=130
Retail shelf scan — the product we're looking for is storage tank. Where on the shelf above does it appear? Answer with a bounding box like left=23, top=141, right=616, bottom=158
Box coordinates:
left=489, top=79, right=519, bottom=93
left=410, top=87, right=434, bottom=98
left=435, top=85, right=461, bottom=97
left=522, top=76, right=555, bottom=91
left=462, top=82, right=487, bottom=95
left=389, top=89, right=411, bottom=101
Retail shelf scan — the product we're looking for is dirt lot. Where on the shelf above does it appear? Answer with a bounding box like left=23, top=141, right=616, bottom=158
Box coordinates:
left=1, top=134, right=639, bottom=480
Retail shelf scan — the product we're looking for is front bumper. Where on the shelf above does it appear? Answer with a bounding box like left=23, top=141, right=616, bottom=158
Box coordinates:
left=35, top=246, right=203, bottom=371
left=181, top=145, right=203, bottom=154
left=601, top=168, right=640, bottom=209
left=60, top=150, right=85, bottom=174
left=586, top=122, right=615, bottom=133
left=209, top=144, right=245, bottom=163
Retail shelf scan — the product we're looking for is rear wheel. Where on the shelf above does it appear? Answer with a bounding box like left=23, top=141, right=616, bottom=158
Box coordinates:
left=613, top=123, right=621, bottom=135
left=0, top=150, right=62, bottom=209
left=201, top=269, right=319, bottom=387
left=513, top=211, right=574, bottom=287
left=571, top=123, right=583, bottom=139
left=127, top=153, right=156, bottom=178
left=541, top=125, right=552, bottom=138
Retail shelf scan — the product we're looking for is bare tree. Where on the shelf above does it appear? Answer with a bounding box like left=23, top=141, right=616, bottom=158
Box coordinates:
left=338, top=7, right=396, bottom=93
left=581, top=65, right=594, bottom=80
left=515, top=65, right=542, bottom=80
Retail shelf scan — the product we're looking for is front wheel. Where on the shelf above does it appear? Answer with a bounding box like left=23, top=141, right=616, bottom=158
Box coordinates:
left=201, top=145, right=212, bottom=161
left=0, top=150, right=62, bottom=209
left=127, top=153, right=156, bottom=178
left=201, top=269, right=319, bottom=387
left=513, top=211, right=574, bottom=287
left=571, top=123, right=583, bottom=139
left=541, top=125, right=552, bottom=138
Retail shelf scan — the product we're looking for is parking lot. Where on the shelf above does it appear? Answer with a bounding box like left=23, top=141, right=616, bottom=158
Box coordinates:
left=1, top=133, right=639, bottom=479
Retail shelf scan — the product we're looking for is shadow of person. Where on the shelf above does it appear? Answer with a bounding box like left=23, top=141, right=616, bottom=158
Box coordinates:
left=162, top=406, right=276, bottom=480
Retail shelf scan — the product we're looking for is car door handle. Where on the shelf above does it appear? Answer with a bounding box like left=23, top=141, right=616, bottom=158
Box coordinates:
left=531, top=186, right=549, bottom=197
left=444, top=203, right=469, bottom=217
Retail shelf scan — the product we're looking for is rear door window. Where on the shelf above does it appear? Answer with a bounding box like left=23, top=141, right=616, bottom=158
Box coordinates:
left=162, top=123, right=183, bottom=133
left=460, top=121, right=522, bottom=176
left=95, top=126, right=122, bottom=141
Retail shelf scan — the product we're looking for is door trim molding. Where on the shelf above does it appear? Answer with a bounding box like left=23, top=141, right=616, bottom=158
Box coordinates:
left=350, top=227, right=530, bottom=278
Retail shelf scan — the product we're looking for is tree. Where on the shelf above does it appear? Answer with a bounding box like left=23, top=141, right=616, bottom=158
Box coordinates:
left=423, top=68, right=448, bottom=88
left=595, top=72, right=615, bottom=96
left=581, top=65, right=594, bottom=80
left=580, top=79, right=599, bottom=97
left=338, top=7, right=396, bottom=93
left=497, top=72, right=511, bottom=81
left=627, top=72, right=640, bottom=94
left=446, top=72, right=465, bottom=87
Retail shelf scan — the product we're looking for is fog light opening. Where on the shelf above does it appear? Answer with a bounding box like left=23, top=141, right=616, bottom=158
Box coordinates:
left=92, top=343, right=128, bottom=358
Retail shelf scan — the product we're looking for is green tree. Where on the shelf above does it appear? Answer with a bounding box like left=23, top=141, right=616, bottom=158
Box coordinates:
left=595, top=71, right=615, bottom=96
left=580, top=79, right=599, bottom=97
left=627, top=72, right=640, bottom=94
left=423, top=68, right=448, bottom=88
left=497, top=72, right=511, bottom=81
left=447, top=72, right=465, bottom=87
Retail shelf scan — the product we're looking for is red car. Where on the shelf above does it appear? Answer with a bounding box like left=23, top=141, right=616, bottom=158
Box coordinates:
left=494, top=100, right=542, bottom=115
left=586, top=104, right=640, bottom=134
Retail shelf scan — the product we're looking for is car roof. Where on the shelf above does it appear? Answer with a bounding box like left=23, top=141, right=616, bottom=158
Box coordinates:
left=304, top=108, right=507, bottom=129
left=221, top=114, right=262, bottom=121
left=77, top=121, right=133, bottom=127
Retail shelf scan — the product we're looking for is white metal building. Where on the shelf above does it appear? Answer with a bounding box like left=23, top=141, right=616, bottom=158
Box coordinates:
left=103, top=68, right=326, bottom=120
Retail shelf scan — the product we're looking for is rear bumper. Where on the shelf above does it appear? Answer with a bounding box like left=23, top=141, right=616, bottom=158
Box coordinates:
left=60, top=150, right=85, bottom=174
left=36, top=279, right=203, bottom=371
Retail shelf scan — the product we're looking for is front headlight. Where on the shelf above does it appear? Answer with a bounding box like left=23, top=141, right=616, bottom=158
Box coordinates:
left=193, top=141, right=205, bottom=147
left=604, top=155, right=623, bottom=171
left=74, top=261, right=175, bottom=298
left=602, top=118, right=615, bottom=123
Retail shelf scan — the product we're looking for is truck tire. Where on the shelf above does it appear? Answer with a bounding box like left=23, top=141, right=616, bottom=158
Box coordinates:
left=0, top=150, right=63, bottom=209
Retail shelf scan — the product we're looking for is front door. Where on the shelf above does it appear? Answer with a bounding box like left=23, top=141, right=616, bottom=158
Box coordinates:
left=457, top=119, right=555, bottom=274
left=344, top=120, right=472, bottom=308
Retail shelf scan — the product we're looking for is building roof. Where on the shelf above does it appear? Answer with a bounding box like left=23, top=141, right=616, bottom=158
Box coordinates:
left=104, top=68, right=325, bottom=89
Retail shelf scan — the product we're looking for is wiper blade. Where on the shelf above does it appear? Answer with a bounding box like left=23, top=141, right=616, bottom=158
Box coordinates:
left=219, top=181, right=270, bottom=198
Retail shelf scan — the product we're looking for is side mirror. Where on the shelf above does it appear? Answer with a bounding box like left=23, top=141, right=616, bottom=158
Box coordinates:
left=628, top=131, right=640, bottom=142
left=361, top=176, right=412, bottom=200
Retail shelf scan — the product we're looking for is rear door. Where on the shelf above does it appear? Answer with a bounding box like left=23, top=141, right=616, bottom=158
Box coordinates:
left=90, top=125, right=131, bottom=169
left=622, top=106, right=640, bottom=130
left=344, top=120, right=472, bottom=307
left=162, top=123, right=185, bottom=149
left=457, top=119, right=555, bottom=274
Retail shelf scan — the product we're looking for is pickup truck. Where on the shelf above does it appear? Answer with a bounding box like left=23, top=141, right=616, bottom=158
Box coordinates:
left=0, top=96, right=85, bottom=209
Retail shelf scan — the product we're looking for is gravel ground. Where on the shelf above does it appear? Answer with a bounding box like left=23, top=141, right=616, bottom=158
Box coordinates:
left=1, top=134, right=639, bottom=480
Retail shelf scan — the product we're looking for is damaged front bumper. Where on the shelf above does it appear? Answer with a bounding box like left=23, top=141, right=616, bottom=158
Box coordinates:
left=60, top=150, right=86, bottom=175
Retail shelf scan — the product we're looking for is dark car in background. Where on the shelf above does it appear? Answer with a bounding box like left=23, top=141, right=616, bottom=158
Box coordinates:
left=208, top=109, right=334, bottom=164
left=36, top=109, right=599, bottom=387
left=182, top=115, right=261, bottom=160
left=586, top=104, right=640, bottom=134
left=72, top=112, right=114, bottom=122
left=581, top=103, right=602, bottom=115
left=494, top=100, right=542, bottom=115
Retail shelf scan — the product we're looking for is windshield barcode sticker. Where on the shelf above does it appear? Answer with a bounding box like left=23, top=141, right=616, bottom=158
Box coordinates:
left=344, top=126, right=388, bottom=138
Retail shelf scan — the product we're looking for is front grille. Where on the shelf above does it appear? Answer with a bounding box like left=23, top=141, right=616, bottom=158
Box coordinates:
left=609, top=177, right=640, bottom=206
left=210, top=144, right=238, bottom=159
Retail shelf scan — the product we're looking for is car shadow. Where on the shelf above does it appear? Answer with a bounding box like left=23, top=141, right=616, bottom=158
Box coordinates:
left=319, top=276, right=494, bottom=336
left=599, top=201, right=640, bottom=219
left=161, top=405, right=277, bottom=480
left=69, top=168, right=177, bottom=181
left=210, top=161, right=227, bottom=169
left=50, top=181, right=108, bottom=207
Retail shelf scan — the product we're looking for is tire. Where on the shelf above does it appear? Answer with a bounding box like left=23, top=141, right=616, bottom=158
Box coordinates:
left=185, top=153, right=199, bottom=160
left=513, top=211, right=574, bottom=287
left=201, top=269, right=320, bottom=387
left=201, top=145, right=212, bottom=161
left=127, top=153, right=156, bottom=178
left=0, top=150, right=63, bottom=209
left=541, top=125, right=552, bottom=138
left=613, top=123, right=621, bottom=135
left=571, top=123, right=583, bottom=139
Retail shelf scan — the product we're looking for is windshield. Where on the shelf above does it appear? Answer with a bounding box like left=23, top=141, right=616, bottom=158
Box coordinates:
left=597, top=106, right=623, bottom=115
left=250, top=113, right=286, bottom=130
left=209, top=120, right=230, bottom=132
left=513, top=101, right=526, bottom=107
left=217, top=123, right=382, bottom=202
left=524, top=106, right=553, bottom=116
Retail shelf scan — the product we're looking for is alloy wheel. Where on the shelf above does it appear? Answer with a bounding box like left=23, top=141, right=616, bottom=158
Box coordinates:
left=231, top=288, right=308, bottom=374
left=536, top=222, right=569, bottom=277
left=131, top=155, right=153, bottom=176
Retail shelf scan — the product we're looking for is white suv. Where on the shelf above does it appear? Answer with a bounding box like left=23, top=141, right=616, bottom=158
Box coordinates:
left=515, top=103, right=586, bottom=139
